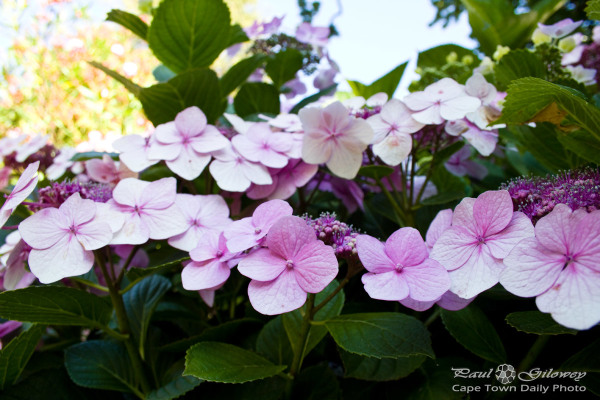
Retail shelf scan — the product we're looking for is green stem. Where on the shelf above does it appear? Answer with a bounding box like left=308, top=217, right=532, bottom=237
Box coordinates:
left=311, top=276, right=350, bottom=317
left=95, top=252, right=152, bottom=396
left=424, top=307, right=441, bottom=328
left=289, top=294, right=316, bottom=377
left=70, top=277, right=109, bottom=293
left=375, top=177, right=407, bottom=227
left=518, top=335, right=550, bottom=372
left=116, top=245, right=141, bottom=287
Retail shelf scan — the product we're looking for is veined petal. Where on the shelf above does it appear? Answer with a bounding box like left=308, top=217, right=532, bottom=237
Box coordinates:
left=326, top=143, right=363, bottom=179
left=485, top=211, right=534, bottom=259
left=189, top=125, right=229, bottom=153
left=402, top=258, right=450, bottom=301
left=140, top=177, right=177, bottom=210
left=248, top=269, right=307, bottom=315
left=356, top=234, right=394, bottom=273
left=448, top=245, right=504, bottom=299
left=112, top=178, right=150, bottom=207
left=266, top=216, right=314, bottom=259
left=110, top=213, right=150, bottom=245
left=372, top=132, right=412, bottom=166
left=362, top=271, right=409, bottom=301
left=166, top=147, right=211, bottom=181
left=76, top=219, right=113, bottom=250
left=430, top=226, right=477, bottom=271
left=142, top=204, right=187, bottom=240
left=252, top=199, right=293, bottom=233
left=174, top=106, right=207, bottom=137
left=237, top=248, right=287, bottom=282
left=181, top=260, right=230, bottom=291
left=28, top=235, right=94, bottom=284
left=293, top=240, right=338, bottom=293
left=223, top=217, right=260, bottom=253
left=385, top=227, right=428, bottom=266
left=473, top=190, right=513, bottom=237
left=19, top=208, right=69, bottom=250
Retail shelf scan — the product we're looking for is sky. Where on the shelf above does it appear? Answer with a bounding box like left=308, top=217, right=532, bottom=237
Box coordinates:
left=255, top=0, right=477, bottom=95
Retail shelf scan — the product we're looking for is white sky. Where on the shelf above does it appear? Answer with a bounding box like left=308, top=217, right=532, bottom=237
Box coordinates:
left=254, top=0, right=477, bottom=95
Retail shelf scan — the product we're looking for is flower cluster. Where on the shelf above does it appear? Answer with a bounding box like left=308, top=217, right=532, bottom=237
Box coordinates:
left=305, top=212, right=359, bottom=259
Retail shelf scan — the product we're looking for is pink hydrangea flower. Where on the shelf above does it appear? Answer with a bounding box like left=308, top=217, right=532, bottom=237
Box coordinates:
left=112, top=134, right=159, bottom=172
left=231, top=122, right=293, bottom=168
left=181, top=231, right=238, bottom=291
left=148, top=106, right=229, bottom=180
left=19, top=193, right=114, bottom=283
left=238, top=215, right=338, bottom=315
left=0, top=161, right=39, bottom=229
left=168, top=194, right=232, bottom=251
left=300, top=101, right=374, bottom=179
left=108, top=177, right=187, bottom=245
left=223, top=199, right=293, bottom=253
left=445, top=119, right=498, bottom=156
left=209, top=143, right=273, bottom=192
left=356, top=228, right=450, bottom=303
left=538, top=18, right=582, bottom=39
left=445, top=146, right=488, bottom=180
left=404, top=78, right=481, bottom=125
left=500, top=205, right=600, bottom=330
left=295, top=22, right=330, bottom=47
left=85, top=154, right=137, bottom=185
left=430, top=190, right=535, bottom=299
left=247, top=160, right=318, bottom=200
left=0, top=231, right=36, bottom=290
left=425, top=209, right=454, bottom=251
left=46, top=147, right=77, bottom=180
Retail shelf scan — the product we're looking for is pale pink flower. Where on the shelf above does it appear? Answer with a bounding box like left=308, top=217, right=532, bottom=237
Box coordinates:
left=565, top=65, right=596, bottom=86
left=19, top=193, right=114, bottom=283
left=445, top=119, right=498, bottom=156
left=425, top=209, right=454, bottom=252
left=357, top=228, right=450, bottom=303
left=209, top=143, right=272, bottom=192
left=313, top=68, right=337, bottom=90
left=148, top=106, right=229, bottom=180
left=182, top=231, right=237, bottom=291
left=260, top=113, right=303, bottom=133
left=300, top=101, right=374, bottom=179
left=46, top=147, right=77, bottom=180
left=465, top=73, right=497, bottom=105
left=223, top=199, right=293, bottom=253
left=500, top=205, right=600, bottom=330
left=168, top=194, right=232, bottom=251
left=295, top=23, right=330, bottom=47
left=238, top=215, right=338, bottom=315
left=538, top=18, right=582, bottom=39
left=283, top=77, right=307, bottom=99
left=232, top=123, right=293, bottom=168
left=247, top=160, right=318, bottom=201
left=108, top=177, right=187, bottom=245
left=112, top=134, right=159, bottom=172
left=15, top=135, right=48, bottom=163
left=431, top=190, right=535, bottom=299
left=0, top=231, right=35, bottom=290
left=0, top=162, right=39, bottom=229
left=404, top=78, right=481, bottom=125
left=445, top=146, right=488, bottom=179
left=85, top=155, right=137, bottom=185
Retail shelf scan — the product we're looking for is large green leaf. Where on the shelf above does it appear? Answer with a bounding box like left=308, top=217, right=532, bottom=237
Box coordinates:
left=561, top=339, right=600, bottom=373
left=506, top=311, right=577, bottom=335
left=0, top=325, right=44, bottom=389
left=64, top=340, right=140, bottom=395
left=184, top=342, right=286, bottom=383
left=339, top=349, right=425, bottom=381
left=441, top=306, right=506, bottom=363
left=147, top=375, right=202, bottom=400
left=147, top=0, right=231, bottom=72
left=506, top=123, right=573, bottom=172
left=265, top=49, right=304, bottom=89
left=587, top=0, right=600, bottom=20
left=348, top=61, right=408, bottom=98
left=494, top=49, right=546, bottom=90
left=221, top=55, right=267, bottom=96
left=282, top=281, right=345, bottom=362
left=256, top=316, right=294, bottom=366
left=292, top=364, right=340, bottom=400
left=106, top=9, right=148, bottom=40
left=233, top=82, right=281, bottom=118
left=123, top=275, right=172, bottom=359
left=0, top=286, right=111, bottom=328
left=557, top=129, right=600, bottom=165
left=139, top=68, right=224, bottom=125
left=497, top=77, right=600, bottom=142
left=324, top=312, right=434, bottom=359
left=417, top=44, right=476, bottom=69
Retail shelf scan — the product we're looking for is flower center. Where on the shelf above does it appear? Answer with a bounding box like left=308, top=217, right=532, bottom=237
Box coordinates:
left=286, top=259, right=294, bottom=268
left=395, top=263, right=404, bottom=272
left=563, top=254, right=576, bottom=269
left=476, top=235, right=486, bottom=245
left=216, top=250, right=224, bottom=258
left=254, top=227, right=262, bottom=234
left=68, top=224, right=79, bottom=235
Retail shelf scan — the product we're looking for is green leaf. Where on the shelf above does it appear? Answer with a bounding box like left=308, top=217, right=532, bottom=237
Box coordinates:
left=561, top=339, right=600, bottom=373
left=497, top=77, right=600, bottom=142
left=69, top=151, right=119, bottom=162
left=256, top=316, right=294, bottom=366
left=125, top=257, right=189, bottom=284
left=441, top=305, right=506, bottom=363
left=348, top=61, right=407, bottom=98
left=404, top=358, right=471, bottom=400
left=0, top=286, right=111, bottom=328
left=233, top=82, right=281, bottom=118
left=339, top=349, right=425, bottom=381
left=283, top=281, right=345, bottom=362
left=586, top=0, right=600, bottom=20
left=184, top=342, right=286, bottom=383
left=265, top=49, right=304, bottom=89
left=88, top=61, right=141, bottom=96
left=147, top=0, right=231, bottom=72
left=290, top=84, right=337, bottom=114
left=420, top=191, right=465, bottom=206
left=506, top=123, right=573, bottom=172
left=506, top=311, right=577, bottom=335
left=494, top=49, right=546, bottom=90
left=64, top=340, right=141, bottom=396
left=106, top=9, right=148, bottom=40
left=139, top=68, right=224, bottom=125
left=292, top=364, right=341, bottom=400
left=324, top=312, right=434, bottom=359
left=123, top=275, right=172, bottom=359
left=147, top=375, right=202, bottom=400
left=221, top=55, right=267, bottom=96
left=227, top=24, right=249, bottom=47
left=0, top=325, right=44, bottom=389
left=153, top=65, right=177, bottom=83
left=417, top=44, right=476, bottom=69
left=557, top=129, right=600, bottom=165
left=358, top=165, right=395, bottom=179
left=431, top=141, right=464, bottom=168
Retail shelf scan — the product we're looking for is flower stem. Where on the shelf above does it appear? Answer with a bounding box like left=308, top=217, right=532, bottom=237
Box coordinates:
left=289, top=293, right=316, bottom=378
left=311, top=276, right=350, bottom=317
left=518, top=335, right=550, bottom=372
left=424, top=307, right=441, bottom=328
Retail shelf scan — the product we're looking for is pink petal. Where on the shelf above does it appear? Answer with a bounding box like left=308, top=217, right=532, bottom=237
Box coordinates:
left=189, top=125, right=229, bottom=154
left=19, top=208, right=69, bottom=250
left=293, top=240, right=338, bottom=293
left=362, top=271, right=409, bottom=301
left=209, top=159, right=251, bottom=192
left=140, top=177, right=177, bottom=210
left=356, top=234, right=394, bottom=274
left=485, top=211, right=534, bottom=259
left=473, top=190, right=513, bottom=237
left=372, top=132, right=412, bottom=166
left=142, top=204, right=187, bottom=240
left=570, top=210, right=600, bottom=263
left=189, top=231, right=220, bottom=262
left=534, top=204, right=582, bottom=254
left=241, top=160, right=273, bottom=185
left=301, top=129, right=334, bottom=165
left=223, top=217, right=259, bottom=253
left=399, top=297, right=437, bottom=312
left=76, top=219, right=113, bottom=251
left=411, top=105, right=443, bottom=125
left=112, top=178, right=150, bottom=207
left=147, top=139, right=181, bottom=161
left=237, top=248, right=287, bottom=282
left=440, top=96, right=481, bottom=121
left=448, top=245, right=504, bottom=299
left=385, top=227, right=428, bottom=267
left=426, top=209, right=453, bottom=249
left=326, top=142, right=364, bottom=179
left=110, top=213, right=150, bottom=245
left=402, top=258, right=450, bottom=301
left=252, top=199, right=293, bottom=232
left=451, top=197, right=478, bottom=235
left=60, top=193, right=96, bottom=226
left=265, top=215, right=314, bottom=259
left=436, top=291, right=475, bottom=311
left=181, top=259, right=230, bottom=291
left=462, top=126, right=498, bottom=157
left=174, top=106, right=207, bottom=137
left=166, top=147, right=211, bottom=181
left=248, top=268, right=307, bottom=315
left=28, top=235, right=94, bottom=283
left=153, top=121, right=181, bottom=144
left=536, top=263, right=600, bottom=330
left=430, top=226, right=477, bottom=271
left=500, top=238, right=564, bottom=297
